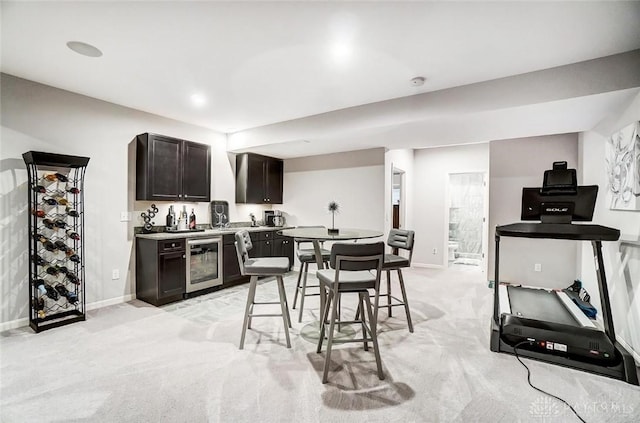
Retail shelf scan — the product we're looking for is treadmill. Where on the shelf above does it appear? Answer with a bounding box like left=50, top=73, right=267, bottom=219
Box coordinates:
left=490, top=162, right=639, bottom=385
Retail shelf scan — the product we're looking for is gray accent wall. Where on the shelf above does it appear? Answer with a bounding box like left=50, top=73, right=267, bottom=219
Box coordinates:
left=487, top=134, right=579, bottom=288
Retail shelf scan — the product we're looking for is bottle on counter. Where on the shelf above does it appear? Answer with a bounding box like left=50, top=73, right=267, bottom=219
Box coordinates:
left=189, top=209, right=196, bottom=229
left=166, top=205, right=175, bottom=229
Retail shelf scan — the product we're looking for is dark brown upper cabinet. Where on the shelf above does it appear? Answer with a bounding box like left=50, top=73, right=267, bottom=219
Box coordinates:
left=235, top=153, right=283, bottom=204
left=136, top=133, right=211, bottom=202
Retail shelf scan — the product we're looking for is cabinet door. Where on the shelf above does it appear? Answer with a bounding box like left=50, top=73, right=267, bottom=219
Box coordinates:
left=143, top=135, right=182, bottom=201
left=265, top=158, right=283, bottom=204
left=274, top=237, right=294, bottom=269
left=182, top=141, right=211, bottom=202
left=223, top=243, right=242, bottom=283
left=158, top=251, right=186, bottom=298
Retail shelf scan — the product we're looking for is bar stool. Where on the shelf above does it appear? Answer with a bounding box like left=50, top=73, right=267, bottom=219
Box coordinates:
left=380, top=229, right=415, bottom=333
left=292, top=226, right=331, bottom=322
left=316, top=241, right=385, bottom=383
left=235, top=230, right=292, bottom=349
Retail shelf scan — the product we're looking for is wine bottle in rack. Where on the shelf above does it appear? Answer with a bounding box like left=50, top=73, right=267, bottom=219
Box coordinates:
left=33, top=297, right=46, bottom=318
left=66, top=186, right=80, bottom=194
left=54, top=197, right=69, bottom=206
left=34, top=279, right=47, bottom=296
left=54, top=240, right=69, bottom=252
left=43, top=283, right=59, bottom=301
left=55, top=265, right=69, bottom=274
left=42, top=218, right=55, bottom=229
left=66, top=272, right=79, bottom=285
left=32, top=185, right=47, bottom=193
left=33, top=254, right=47, bottom=266
left=65, top=206, right=80, bottom=217
left=44, top=265, right=59, bottom=276
left=66, top=229, right=80, bottom=240
left=53, top=219, right=67, bottom=229
left=43, top=240, right=57, bottom=252
left=54, top=172, right=68, bottom=182
left=68, top=254, right=81, bottom=263
left=55, top=284, right=77, bottom=304
left=42, top=197, right=58, bottom=206
left=43, top=174, right=58, bottom=182
left=32, top=209, right=46, bottom=218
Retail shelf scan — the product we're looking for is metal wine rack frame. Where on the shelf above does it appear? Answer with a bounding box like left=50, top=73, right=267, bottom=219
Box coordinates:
left=23, top=151, right=90, bottom=332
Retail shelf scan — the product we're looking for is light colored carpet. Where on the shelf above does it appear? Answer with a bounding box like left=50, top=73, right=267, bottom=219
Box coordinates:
left=1, top=267, right=639, bottom=422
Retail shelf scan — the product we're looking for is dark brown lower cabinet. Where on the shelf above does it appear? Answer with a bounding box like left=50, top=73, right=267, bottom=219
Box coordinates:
left=136, top=238, right=186, bottom=306
left=223, top=234, right=244, bottom=285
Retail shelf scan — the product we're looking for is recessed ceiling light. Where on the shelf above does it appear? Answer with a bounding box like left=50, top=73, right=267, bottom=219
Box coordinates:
left=410, top=76, right=426, bottom=87
left=190, top=93, right=207, bottom=107
left=66, top=41, right=102, bottom=58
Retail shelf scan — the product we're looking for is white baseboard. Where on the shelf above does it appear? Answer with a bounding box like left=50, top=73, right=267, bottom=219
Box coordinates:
left=0, top=318, right=29, bottom=332
left=412, top=262, right=444, bottom=269
left=85, top=294, right=135, bottom=311
left=0, top=294, right=135, bottom=332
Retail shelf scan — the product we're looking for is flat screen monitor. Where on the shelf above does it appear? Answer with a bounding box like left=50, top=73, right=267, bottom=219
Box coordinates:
left=521, top=185, right=598, bottom=223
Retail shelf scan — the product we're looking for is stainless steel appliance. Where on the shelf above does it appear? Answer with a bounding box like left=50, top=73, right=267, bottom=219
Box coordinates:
left=264, top=210, right=284, bottom=227
left=186, top=237, right=223, bottom=293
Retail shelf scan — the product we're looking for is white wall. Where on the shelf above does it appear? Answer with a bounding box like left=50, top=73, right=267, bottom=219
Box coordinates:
left=384, top=149, right=414, bottom=237
left=412, top=143, right=489, bottom=267
left=282, top=149, right=385, bottom=267
left=0, top=74, right=250, bottom=328
left=488, top=134, right=579, bottom=288
left=579, top=90, right=640, bottom=359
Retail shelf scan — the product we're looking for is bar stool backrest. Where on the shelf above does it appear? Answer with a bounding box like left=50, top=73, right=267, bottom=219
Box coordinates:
left=387, top=229, right=415, bottom=262
left=235, top=230, right=253, bottom=276
left=330, top=242, right=385, bottom=272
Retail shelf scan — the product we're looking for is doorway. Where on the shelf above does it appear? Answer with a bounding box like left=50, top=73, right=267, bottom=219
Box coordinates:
left=447, top=172, right=485, bottom=271
left=392, top=168, right=404, bottom=229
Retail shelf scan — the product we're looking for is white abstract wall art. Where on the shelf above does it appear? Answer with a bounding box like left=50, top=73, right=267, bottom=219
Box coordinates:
left=605, top=121, right=640, bottom=211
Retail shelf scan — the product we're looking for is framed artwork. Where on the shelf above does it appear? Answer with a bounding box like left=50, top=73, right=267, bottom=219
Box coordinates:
left=605, top=121, right=640, bottom=210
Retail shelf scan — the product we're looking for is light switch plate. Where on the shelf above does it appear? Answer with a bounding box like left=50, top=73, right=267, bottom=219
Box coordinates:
left=112, top=269, right=120, bottom=280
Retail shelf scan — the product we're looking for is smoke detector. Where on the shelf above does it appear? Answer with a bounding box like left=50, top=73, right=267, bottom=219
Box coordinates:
left=410, top=76, right=426, bottom=86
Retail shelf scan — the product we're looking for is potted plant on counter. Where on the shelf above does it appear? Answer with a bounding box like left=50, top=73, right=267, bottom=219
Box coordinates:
left=328, top=201, right=340, bottom=234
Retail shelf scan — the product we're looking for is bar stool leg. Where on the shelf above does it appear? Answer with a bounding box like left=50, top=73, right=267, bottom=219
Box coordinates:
left=397, top=269, right=414, bottom=333
left=322, top=291, right=341, bottom=384
left=359, top=292, right=369, bottom=351
left=240, top=276, right=258, bottom=350
left=292, top=265, right=304, bottom=309
left=317, top=290, right=332, bottom=353
left=386, top=270, right=392, bottom=317
left=276, top=276, right=292, bottom=348
left=298, top=262, right=309, bottom=322
left=363, top=293, right=384, bottom=380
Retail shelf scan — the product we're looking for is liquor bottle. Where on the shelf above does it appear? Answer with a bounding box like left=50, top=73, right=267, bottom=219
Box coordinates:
left=66, top=229, right=80, bottom=240
left=53, top=219, right=67, bottom=229
left=66, top=186, right=80, bottom=194
left=32, top=209, right=46, bottom=218
left=32, top=185, right=47, bottom=193
left=166, top=205, right=174, bottom=229
left=189, top=209, right=196, bottom=229
left=68, top=254, right=81, bottom=263
left=42, top=197, right=58, bottom=206
left=66, top=207, right=80, bottom=217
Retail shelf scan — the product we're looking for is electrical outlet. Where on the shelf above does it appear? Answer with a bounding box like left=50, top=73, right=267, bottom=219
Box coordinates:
left=120, top=212, right=130, bottom=222
left=534, top=263, right=542, bottom=272
left=432, top=248, right=437, bottom=255
left=112, top=269, right=120, bottom=280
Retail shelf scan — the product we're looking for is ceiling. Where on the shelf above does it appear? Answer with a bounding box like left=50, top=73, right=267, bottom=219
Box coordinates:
left=2, top=1, right=640, bottom=158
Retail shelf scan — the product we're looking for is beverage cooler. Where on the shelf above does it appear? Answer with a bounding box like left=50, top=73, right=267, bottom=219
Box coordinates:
left=23, top=151, right=90, bottom=332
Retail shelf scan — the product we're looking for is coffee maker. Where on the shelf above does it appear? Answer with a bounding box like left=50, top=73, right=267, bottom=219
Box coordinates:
left=264, top=210, right=285, bottom=227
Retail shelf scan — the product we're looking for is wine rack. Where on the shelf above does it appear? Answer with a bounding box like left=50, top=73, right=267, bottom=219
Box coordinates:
left=23, top=151, right=90, bottom=332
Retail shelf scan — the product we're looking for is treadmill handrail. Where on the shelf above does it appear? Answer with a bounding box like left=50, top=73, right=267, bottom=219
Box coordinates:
left=496, top=223, right=620, bottom=241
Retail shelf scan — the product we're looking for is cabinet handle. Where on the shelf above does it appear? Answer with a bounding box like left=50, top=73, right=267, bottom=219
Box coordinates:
left=182, top=254, right=186, bottom=259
